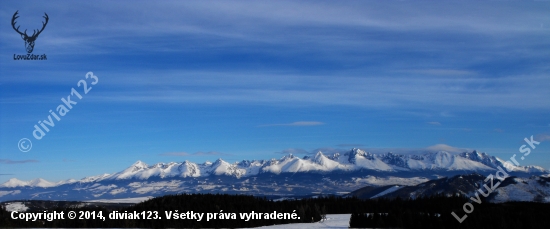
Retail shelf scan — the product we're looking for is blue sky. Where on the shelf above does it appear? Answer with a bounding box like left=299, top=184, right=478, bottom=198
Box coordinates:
left=1, top=0, right=549, bottom=183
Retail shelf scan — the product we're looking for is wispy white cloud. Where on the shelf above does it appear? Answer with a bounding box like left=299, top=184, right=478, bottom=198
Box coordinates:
left=259, top=121, right=324, bottom=127
left=59, top=70, right=550, bottom=110
left=6, top=0, right=546, bottom=53
left=159, top=151, right=230, bottom=157
left=334, top=144, right=471, bottom=155
left=276, top=148, right=309, bottom=155
left=397, top=69, right=475, bottom=76
left=336, top=144, right=364, bottom=147
left=0, top=159, right=39, bottom=164
left=535, top=134, right=550, bottom=142
left=194, top=151, right=229, bottom=156
left=311, top=147, right=344, bottom=155
left=276, top=147, right=347, bottom=156
left=427, top=121, right=441, bottom=126
left=439, top=111, right=454, bottom=117
left=160, top=152, right=191, bottom=156
left=2, top=1, right=549, bottom=111
left=425, top=144, right=469, bottom=153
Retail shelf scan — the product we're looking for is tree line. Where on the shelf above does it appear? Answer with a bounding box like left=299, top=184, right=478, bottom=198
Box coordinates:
left=1, top=193, right=550, bottom=228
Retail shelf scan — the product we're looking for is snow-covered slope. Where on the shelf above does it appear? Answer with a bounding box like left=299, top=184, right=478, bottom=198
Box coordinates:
left=0, top=178, right=27, bottom=188
left=350, top=173, right=550, bottom=204
left=491, top=176, right=550, bottom=203
left=0, top=178, right=56, bottom=188
left=459, top=150, right=546, bottom=173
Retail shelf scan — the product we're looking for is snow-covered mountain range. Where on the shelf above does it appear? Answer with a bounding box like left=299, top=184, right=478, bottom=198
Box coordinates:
left=0, top=149, right=547, bottom=202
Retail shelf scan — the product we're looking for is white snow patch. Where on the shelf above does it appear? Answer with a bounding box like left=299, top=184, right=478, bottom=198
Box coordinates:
left=352, top=176, right=429, bottom=186
left=254, top=214, right=351, bottom=228
left=132, top=187, right=156, bottom=194
left=371, top=185, right=403, bottom=199
left=4, top=202, right=29, bottom=212
left=110, top=188, right=128, bottom=195
left=0, top=190, right=21, bottom=197
left=90, top=184, right=117, bottom=192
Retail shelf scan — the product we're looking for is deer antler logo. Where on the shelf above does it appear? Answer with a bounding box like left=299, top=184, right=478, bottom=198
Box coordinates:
left=11, top=10, right=49, bottom=53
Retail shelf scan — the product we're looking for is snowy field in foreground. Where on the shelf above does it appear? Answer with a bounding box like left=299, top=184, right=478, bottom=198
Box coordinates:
left=254, top=214, right=350, bottom=229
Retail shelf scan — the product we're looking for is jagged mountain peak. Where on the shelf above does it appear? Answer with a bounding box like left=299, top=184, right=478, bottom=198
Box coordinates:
left=460, top=150, right=489, bottom=160
left=313, top=151, right=325, bottom=159
left=280, top=154, right=296, bottom=161
left=132, top=160, right=147, bottom=166
left=346, top=148, right=375, bottom=163
left=313, top=151, right=330, bottom=165
left=27, top=178, right=56, bottom=188
left=349, top=148, right=367, bottom=155
left=380, top=152, right=408, bottom=168
left=425, top=151, right=453, bottom=162
left=80, top=173, right=110, bottom=183
left=130, top=160, right=148, bottom=170
left=238, top=160, right=251, bottom=167
left=328, top=153, right=340, bottom=160
left=212, top=158, right=227, bottom=165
